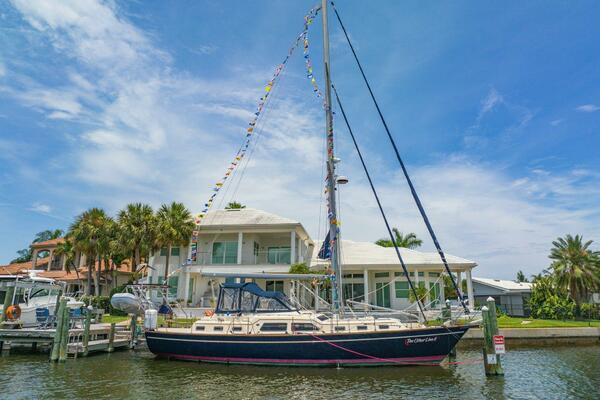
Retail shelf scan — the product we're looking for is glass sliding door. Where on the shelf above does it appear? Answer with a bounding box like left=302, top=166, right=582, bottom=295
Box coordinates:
left=212, top=241, right=238, bottom=264
left=375, top=282, right=391, bottom=308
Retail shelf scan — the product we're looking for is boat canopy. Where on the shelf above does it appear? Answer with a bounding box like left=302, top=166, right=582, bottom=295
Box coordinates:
left=215, top=282, right=297, bottom=314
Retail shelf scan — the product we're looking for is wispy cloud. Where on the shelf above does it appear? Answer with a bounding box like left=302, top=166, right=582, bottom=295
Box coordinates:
left=550, top=118, right=564, bottom=126
left=575, top=104, right=600, bottom=113
left=28, top=202, right=51, bottom=214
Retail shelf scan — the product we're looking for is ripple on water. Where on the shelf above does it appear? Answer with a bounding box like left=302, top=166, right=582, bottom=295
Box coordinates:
left=1, top=346, right=599, bottom=400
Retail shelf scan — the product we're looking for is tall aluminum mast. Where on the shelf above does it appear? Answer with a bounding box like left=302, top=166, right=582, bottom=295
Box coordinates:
left=321, top=0, right=343, bottom=313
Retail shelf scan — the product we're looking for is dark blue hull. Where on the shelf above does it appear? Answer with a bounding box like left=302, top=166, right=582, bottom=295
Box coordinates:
left=145, top=325, right=470, bottom=367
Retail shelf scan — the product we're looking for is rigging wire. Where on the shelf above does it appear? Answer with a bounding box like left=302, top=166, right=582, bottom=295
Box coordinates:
left=331, top=83, right=427, bottom=322
left=330, top=1, right=469, bottom=314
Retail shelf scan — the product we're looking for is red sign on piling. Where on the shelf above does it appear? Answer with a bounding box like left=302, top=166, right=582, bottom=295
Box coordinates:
left=493, top=335, right=505, bottom=354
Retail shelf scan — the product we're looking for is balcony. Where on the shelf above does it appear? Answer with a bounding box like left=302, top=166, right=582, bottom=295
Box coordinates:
left=193, top=248, right=292, bottom=266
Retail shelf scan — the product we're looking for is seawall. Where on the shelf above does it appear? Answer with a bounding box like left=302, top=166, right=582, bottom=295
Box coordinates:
left=457, top=327, right=600, bottom=347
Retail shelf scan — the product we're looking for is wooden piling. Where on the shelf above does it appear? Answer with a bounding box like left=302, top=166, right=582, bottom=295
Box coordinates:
left=58, top=304, right=70, bottom=362
left=50, top=298, right=67, bottom=362
left=482, top=297, right=504, bottom=376
left=129, top=314, right=137, bottom=349
left=1, top=286, right=15, bottom=323
left=53, top=289, right=63, bottom=318
left=107, top=322, right=116, bottom=353
left=82, top=306, right=92, bottom=356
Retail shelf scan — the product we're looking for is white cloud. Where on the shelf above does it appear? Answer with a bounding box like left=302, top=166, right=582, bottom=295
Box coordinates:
left=6, top=0, right=600, bottom=283
left=575, top=104, right=600, bottom=113
left=550, top=118, right=564, bottom=126
left=0, top=62, right=5, bottom=77
left=29, top=202, right=51, bottom=214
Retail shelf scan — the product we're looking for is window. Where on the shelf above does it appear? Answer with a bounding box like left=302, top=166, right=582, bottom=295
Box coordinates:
left=334, top=326, right=346, bottom=331
left=266, top=280, right=284, bottom=293
left=253, top=241, right=259, bottom=256
left=260, top=323, right=287, bottom=332
left=195, top=326, right=205, bottom=331
left=171, top=247, right=180, bottom=256
left=160, top=247, right=167, bottom=256
left=430, top=272, right=440, bottom=277
left=343, top=273, right=364, bottom=279
left=212, top=241, right=238, bottom=264
left=168, top=276, right=178, bottom=297
left=378, top=325, right=389, bottom=329
left=395, top=281, right=410, bottom=299
left=232, top=327, right=242, bottom=332
left=357, top=325, right=368, bottom=331
left=374, top=272, right=389, bottom=278
left=213, top=326, right=224, bottom=331
left=343, top=282, right=364, bottom=302
left=267, top=247, right=291, bottom=264
left=292, top=323, right=318, bottom=332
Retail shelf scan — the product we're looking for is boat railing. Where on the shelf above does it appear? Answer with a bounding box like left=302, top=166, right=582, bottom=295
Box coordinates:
left=345, top=300, right=421, bottom=322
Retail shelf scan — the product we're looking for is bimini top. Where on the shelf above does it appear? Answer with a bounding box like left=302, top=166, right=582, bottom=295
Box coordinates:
left=215, top=282, right=297, bottom=314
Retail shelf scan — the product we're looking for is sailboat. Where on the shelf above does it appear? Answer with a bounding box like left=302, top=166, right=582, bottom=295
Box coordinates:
left=145, top=0, right=473, bottom=367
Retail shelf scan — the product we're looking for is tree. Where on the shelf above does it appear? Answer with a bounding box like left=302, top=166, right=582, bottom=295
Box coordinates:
left=225, top=201, right=246, bottom=209
left=549, top=234, right=600, bottom=305
left=529, top=273, right=576, bottom=320
left=375, top=228, right=422, bottom=249
left=289, top=262, right=311, bottom=274
left=117, top=203, right=156, bottom=271
left=69, top=208, right=112, bottom=296
left=155, top=202, right=195, bottom=279
left=54, top=238, right=77, bottom=275
left=516, top=270, right=528, bottom=282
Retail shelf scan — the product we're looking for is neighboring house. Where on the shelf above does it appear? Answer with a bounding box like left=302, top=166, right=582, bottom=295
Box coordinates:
left=147, top=208, right=478, bottom=311
left=472, top=277, right=533, bottom=317
left=1, top=238, right=133, bottom=295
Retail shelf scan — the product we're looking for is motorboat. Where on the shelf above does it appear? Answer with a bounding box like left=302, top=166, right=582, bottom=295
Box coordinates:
left=0, top=272, right=84, bottom=327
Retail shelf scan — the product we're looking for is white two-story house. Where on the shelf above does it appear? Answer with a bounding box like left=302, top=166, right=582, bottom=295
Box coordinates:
left=147, top=208, right=477, bottom=311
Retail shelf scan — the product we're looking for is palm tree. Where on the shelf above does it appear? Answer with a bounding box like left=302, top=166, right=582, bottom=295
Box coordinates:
left=549, top=234, right=600, bottom=305
left=225, top=201, right=246, bottom=209
left=54, top=238, right=76, bottom=274
left=69, top=208, right=112, bottom=296
left=516, top=270, right=528, bottom=282
left=117, top=203, right=156, bottom=271
left=375, top=228, right=423, bottom=249
left=155, top=202, right=195, bottom=279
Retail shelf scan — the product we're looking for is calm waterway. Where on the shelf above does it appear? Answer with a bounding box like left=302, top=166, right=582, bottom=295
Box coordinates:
left=1, top=345, right=599, bottom=400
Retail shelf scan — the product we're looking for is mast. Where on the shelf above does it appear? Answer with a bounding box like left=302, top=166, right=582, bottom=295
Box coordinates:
left=321, top=0, right=343, bottom=313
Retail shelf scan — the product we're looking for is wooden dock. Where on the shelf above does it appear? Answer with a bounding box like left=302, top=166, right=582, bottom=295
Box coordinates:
left=0, top=322, right=135, bottom=359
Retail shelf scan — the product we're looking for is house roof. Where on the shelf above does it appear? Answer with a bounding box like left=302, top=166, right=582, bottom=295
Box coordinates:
left=197, top=208, right=312, bottom=241
left=199, top=208, right=299, bottom=226
left=31, top=238, right=65, bottom=248
left=309, top=240, right=477, bottom=270
left=0, top=257, right=50, bottom=275
left=472, top=277, right=532, bottom=292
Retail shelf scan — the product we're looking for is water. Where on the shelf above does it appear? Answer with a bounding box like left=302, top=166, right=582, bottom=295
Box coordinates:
left=1, top=345, right=599, bottom=400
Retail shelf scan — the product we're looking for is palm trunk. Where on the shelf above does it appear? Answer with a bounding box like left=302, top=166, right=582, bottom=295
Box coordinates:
left=135, top=247, right=141, bottom=272
left=86, top=254, right=93, bottom=296
left=94, top=254, right=101, bottom=296
left=164, top=245, right=171, bottom=282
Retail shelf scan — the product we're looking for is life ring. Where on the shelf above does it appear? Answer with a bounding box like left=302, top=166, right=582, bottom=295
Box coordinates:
left=5, top=304, right=21, bottom=320
left=204, top=309, right=215, bottom=317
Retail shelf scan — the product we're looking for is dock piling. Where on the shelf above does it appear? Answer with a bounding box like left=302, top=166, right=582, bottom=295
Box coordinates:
left=50, top=298, right=67, bottom=362
left=82, top=305, right=92, bottom=356
left=129, top=314, right=137, bottom=349
left=107, top=322, right=116, bottom=353
left=482, top=297, right=504, bottom=376
left=58, top=303, right=70, bottom=362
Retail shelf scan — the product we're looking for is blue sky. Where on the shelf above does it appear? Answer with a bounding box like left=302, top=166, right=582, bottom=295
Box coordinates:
left=1, top=0, right=599, bottom=279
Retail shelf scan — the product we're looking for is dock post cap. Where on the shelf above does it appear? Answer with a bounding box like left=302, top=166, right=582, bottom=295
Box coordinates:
left=481, top=306, right=489, bottom=311
left=87, top=305, right=94, bottom=310
left=486, top=296, right=495, bottom=302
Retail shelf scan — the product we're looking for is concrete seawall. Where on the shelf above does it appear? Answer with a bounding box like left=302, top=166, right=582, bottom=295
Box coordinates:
left=458, top=327, right=600, bottom=347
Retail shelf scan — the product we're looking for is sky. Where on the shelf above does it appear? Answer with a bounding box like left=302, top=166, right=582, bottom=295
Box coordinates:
left=1, top=0, right=599, bottom=279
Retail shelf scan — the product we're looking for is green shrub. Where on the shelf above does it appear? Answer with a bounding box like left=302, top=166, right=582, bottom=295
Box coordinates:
left=578, top=303, right=599, bottom=320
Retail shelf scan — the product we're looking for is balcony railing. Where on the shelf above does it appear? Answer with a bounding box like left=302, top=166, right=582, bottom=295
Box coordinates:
left=192, top=249, right=292, bottom=265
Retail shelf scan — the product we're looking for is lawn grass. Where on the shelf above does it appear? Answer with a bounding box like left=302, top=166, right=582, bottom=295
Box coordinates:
left=102, top=314, right=130, bottom=324
left=497, top=315, right=600, bottom=328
